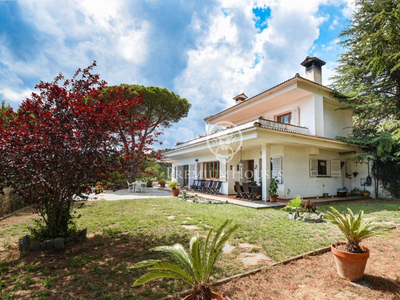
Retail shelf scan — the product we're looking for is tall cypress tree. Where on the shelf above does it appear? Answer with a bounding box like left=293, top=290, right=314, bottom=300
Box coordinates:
left=332, top=0, right=400, bottom=198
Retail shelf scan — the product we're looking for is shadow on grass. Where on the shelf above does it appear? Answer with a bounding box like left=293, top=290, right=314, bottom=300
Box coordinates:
left=1, top=232, right=191, bottom=299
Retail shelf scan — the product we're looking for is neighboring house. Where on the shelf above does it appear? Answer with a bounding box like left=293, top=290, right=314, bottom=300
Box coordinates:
left=165, top=57, right=374, bottom=200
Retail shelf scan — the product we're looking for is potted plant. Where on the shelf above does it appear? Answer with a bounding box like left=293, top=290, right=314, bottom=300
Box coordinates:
left=268, top=178, right=279, bottom=202
left=158, top=179, right=166, bottom=188
left=132, top=220, right=240, bottom=300
left=324, top=206, right=388, bottom=281
left=168, top=181, right=180, bottom=196
left=363, top=190, right=370, bottom=197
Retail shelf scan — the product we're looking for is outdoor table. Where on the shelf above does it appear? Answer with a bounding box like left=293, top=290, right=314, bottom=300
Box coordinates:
left=250, top=185, right=262, bottom=199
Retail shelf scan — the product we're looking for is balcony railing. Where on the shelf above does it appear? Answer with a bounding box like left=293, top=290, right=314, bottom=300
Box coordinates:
left=174, top=118, right=308, bottom=147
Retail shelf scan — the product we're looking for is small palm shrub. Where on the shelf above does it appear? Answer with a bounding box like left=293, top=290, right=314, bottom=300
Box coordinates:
left=132, top=220, right=240, bottom=299
left=281, top=196, right=302, bottom=214
left=324, top=207, right=388, bottom=253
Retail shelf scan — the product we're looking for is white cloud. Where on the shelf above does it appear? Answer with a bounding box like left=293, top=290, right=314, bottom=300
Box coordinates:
left=0, top=0, right=356, bottom=147
left=0, top=87, right=32, bottom=104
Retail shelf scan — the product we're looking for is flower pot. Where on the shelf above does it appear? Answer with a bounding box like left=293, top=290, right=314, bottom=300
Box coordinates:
left=172, top=188, right=180, bottom=197
left=363, top=191, right=370, bottom=197
left=269, top=196, right=277, bottom=202
left=331, top=242, right=370, bottom=281
left=159, top=183, right=165, bottom=188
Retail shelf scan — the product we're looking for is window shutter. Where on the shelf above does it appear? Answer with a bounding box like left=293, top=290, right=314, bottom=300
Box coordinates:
left=331, top=160, right=341, bottom=177
left=292, top=107, right=300, bottom=126
left=309, top=158, right=318, bottom=177
left=272, top=156, right=282, bottom=183
left=189, top=164, right=195, bottom=185
left=194, top=163, right=198, bottom=179
left=219, top=159, right=227, bottom=181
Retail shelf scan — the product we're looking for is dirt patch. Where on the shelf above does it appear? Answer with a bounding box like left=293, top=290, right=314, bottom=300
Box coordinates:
left=215, top=228, right=400, bottom=300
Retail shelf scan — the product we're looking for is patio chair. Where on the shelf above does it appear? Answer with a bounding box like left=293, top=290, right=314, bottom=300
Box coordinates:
left=234, top=181, right=243, bottom=199
left=135, top=181, right=144, bottom=193
left=241, top=182, right=252, bottom=200
left=127, top=181, right=134, bottom=193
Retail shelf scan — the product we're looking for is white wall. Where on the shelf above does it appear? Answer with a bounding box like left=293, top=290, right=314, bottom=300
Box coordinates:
left=323, top=101, right=353, bottom=138
left=283, top=147, right=344, bottom=198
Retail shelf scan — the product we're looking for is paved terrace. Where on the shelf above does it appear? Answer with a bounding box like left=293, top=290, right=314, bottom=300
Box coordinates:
left=91, top=187, right=367, bottom=209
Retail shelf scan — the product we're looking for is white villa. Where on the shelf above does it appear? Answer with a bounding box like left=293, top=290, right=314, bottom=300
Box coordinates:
left=165, top=57, right=375, bottom=200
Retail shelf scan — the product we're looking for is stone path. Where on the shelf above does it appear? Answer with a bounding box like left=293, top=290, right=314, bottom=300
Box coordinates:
left=222, top=242, right=273, bottom=266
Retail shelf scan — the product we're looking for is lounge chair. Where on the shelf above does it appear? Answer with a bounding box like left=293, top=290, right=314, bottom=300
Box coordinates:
left=207, top=180, right=218, bottom=194
left=204, top=180, right=214, bottom=193
left=198, top=179, right=207, bottom=193
left=190, top=180, right=200, bottom=191
left=212, top=181, right=222, bottom=195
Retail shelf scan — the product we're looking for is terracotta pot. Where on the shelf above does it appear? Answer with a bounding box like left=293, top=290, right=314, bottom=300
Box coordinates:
left=172, top=188, right=180, bottom=197
left=182, top=291, right=224, bottom=300
left=159, top=183, right=166, bottom=188
left=331, top=242, right=370, bottom=281
left=269, top=196, right=277, bottom=202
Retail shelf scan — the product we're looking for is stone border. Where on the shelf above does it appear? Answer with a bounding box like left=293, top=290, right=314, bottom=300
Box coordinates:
left=161, top=246, right=331, bottom=300
left=18, top=229, right=87, bottom=256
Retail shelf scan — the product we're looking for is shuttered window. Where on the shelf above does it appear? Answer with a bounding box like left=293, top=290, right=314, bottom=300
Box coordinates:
left=309, top=158, right=341, bottom=177
left=271, top=156, right=282, bottom=183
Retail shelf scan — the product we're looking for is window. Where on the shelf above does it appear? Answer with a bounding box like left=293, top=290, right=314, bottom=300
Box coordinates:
left=277, top=112, right=292, bottom=124
left=318, top=160, right=327, bottom=175
left=309, top=159, right=341, bottom=177
left=203, top=161, right=220, bottom=179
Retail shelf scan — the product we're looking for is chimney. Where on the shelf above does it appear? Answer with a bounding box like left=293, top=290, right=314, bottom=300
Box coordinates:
left=233, top=93, right=248, bottom=104
left=300, top=56, right=326, bottom=84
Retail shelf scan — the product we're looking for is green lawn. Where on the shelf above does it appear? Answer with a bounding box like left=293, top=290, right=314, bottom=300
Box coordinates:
left=0, top=198, right=399, bottom=299
left=75, top=198, right=400, bottom=260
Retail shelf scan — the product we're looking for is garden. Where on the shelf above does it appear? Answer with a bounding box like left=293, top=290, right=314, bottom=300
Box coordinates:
left=0, top=198, right=399, bottom=299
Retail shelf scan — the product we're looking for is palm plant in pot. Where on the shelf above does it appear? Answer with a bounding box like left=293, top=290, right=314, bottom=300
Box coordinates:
left=325, top=206, right=388, bottom=281
left=168, top=181, right=180, bottom=196
left=132, top=220, right=241, bottom=300
left=268, top=178, right=279, bottom=202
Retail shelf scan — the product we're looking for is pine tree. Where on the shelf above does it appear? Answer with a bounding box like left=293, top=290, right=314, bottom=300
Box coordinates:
left=332, top=0, right=400, bottom=198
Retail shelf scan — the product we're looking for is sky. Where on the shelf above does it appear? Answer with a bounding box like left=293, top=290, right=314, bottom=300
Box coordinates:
left=0, top=0, right=356, bottom=149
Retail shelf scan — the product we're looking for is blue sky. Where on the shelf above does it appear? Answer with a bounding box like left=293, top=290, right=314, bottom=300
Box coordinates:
left=0, top=0, right=355, bottom=149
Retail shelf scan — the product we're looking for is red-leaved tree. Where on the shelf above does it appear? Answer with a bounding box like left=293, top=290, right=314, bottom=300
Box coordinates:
left=0, top=63, right=146, bottom=239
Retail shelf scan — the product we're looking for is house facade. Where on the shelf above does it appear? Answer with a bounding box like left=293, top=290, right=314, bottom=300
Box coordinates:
left=165, top=57, right=375, bottom=200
